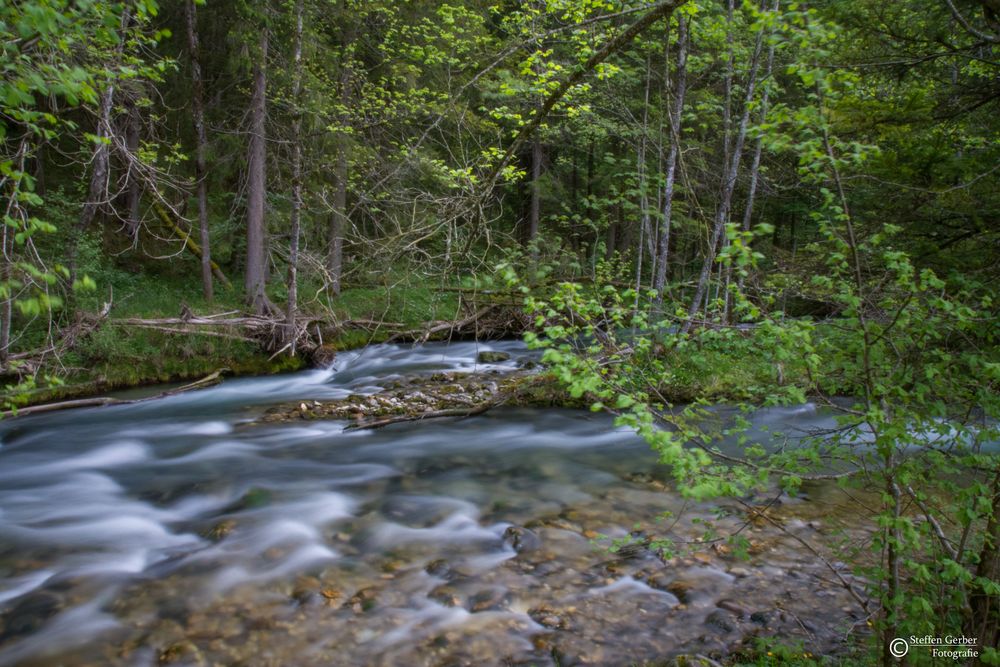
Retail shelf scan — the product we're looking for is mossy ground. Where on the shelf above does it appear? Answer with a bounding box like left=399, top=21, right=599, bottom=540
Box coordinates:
left=4, top=273, right=464, bottom=408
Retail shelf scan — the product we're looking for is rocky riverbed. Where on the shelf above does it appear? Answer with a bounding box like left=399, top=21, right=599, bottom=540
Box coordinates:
left=0, top=341, right=872, bottom=666
left=256, top=349, right=581, bottom=429
left=85, top=468, right=869, bottom=667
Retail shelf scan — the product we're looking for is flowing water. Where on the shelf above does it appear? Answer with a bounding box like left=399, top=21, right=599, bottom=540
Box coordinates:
left=0, top=341, right=868, bottom=666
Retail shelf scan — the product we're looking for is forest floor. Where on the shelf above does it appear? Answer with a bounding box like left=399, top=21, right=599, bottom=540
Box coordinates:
left=2, top=276, right=466, bottom=409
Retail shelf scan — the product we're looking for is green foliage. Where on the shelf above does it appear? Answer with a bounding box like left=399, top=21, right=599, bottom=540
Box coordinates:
left=508, top=256, right=808, bottom=501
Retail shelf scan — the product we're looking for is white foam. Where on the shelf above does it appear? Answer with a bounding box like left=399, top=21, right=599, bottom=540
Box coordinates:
left=369, top=511, right=502, bottom=547
left=589, top=575, right=680, bottom=602
left=0, top=442, right=150, bottom=482
left=0, top=570, right=54, bottom=605
left=159, top=440, right=258, bottom=464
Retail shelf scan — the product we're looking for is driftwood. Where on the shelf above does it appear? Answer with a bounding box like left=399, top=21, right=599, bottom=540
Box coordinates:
left=343, top=397, right=504, bottom=431
left=1, top=368, right=227, bottom=419
left=111, top=312, right=312, bottom=352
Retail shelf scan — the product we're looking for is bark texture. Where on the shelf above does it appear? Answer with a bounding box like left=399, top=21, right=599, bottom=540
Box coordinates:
left=246, top=30, right=270, bottom=314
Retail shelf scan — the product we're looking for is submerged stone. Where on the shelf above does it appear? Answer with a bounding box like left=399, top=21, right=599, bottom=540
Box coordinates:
left=476, top=351, right=511, bottom=363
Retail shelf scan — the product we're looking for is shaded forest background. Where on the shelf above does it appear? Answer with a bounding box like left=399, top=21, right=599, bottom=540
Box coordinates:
left=2, top=0, right=996, bottom=375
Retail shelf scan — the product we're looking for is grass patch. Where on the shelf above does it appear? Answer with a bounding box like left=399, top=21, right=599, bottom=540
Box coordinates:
left=651, top=329, right=811, bottom=404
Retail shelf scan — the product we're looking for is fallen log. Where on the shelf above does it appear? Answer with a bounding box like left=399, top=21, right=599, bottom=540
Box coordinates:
left=1, top=368, right=228, bottom=419
left=113, top=323, right=258, bottom=342
left=385, top=304, right=498, bottom=344
left=152, top=201, right=232, bottom=289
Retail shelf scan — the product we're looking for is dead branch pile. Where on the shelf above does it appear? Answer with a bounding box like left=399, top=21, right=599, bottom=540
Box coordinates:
left=5, top=300, right=113, bottom=377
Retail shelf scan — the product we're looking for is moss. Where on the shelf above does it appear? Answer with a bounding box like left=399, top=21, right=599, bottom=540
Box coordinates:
left=1, top=275, right=466, bottom=408
left=504, top=374, right=592, bottom=409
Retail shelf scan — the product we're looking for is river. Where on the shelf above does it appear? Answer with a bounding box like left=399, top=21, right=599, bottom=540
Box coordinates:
left=0, top=341, right=867, bottom=666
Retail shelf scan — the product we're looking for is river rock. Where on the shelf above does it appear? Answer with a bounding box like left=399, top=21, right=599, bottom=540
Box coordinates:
left=704, top=609, right=738, bottom=633
left=0, top=591, right=63, bottom=642
left=227, top=487, right=272, bottom=512
left=425, top=559, right=453, bottom=578
left=159, top=640, right=206, bottom=666
left=290, top=576, right=321, bottom=605
left=429, top=585, right=461, bottom=608
left=476, top=351, right=511, bottom=363
left=203, top=519, right=236, bottom=541
left=663, top=579, right=695, bottom=603
left=528, top=607, right=569, bottom=630
left=346, top=587, right=378, bottom=613
left=469, top=588, right=509, bottom=612
left=503, top=526, right=542, bottom=553
left=716, top=599, right=748, bottom=617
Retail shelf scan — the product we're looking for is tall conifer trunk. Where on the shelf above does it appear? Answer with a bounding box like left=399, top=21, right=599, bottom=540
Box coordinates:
left=285, top=0, right=304, bottom=350
left=246, top=30, right=269, bottom=314
left=185, top=0, right=214, bottom=301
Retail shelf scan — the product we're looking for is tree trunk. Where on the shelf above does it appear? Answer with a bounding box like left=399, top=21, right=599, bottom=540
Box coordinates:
left=635, top=53, right=653, bottom=302
left=185, top=0, right=214, bottom=302
left=67, top=75, right=116, bottom=296
left=77, top=4, right=132, bottom=236
left=329, top=151, right=346, bottom=295
left=124, top=99, right=142, bottom=241
left=587, top=140, right=597, bottom=276
left=246, top=30, right=270, bottom=315
left=682, top=2, right=770, bottom=333
left=152, top=201, right=231, bottom=288
left=328, top=10, right=353, bottom=296
left=33, top=141, right=46, bottom=198
left=717, top=0, right=736, bottom=323
left=726, top=0, right=779, bottom=318
left=605, top=216, right=617, bottom=260
left=654, top=14, right=688, bottom=305
left=736, top=25, right=776, bottom=296
left=0, top=205, right=12, bottom=367
left=285, top=0, right=304, bottom=350
left=966, top=467, right=1000, bottom=653
left=721, top=0, right=735, bottom=172
left=528, top=134, right=542, bottom=260
left=79, top=87, right=115, bottom=233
